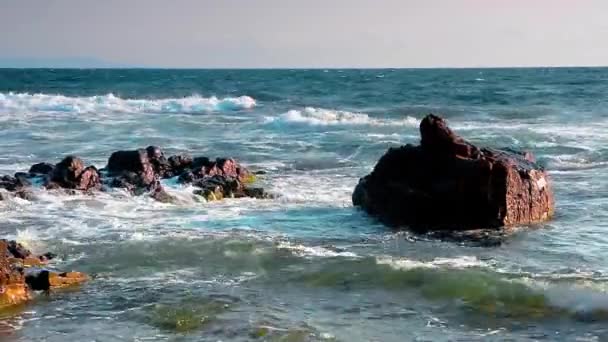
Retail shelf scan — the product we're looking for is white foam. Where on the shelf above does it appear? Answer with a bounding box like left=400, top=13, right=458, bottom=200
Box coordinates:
left=276, top=241, right=358, bottom=258
left=267, top=107, right=419, bottom=127
left=0, top=92, right=256, bottom=114
left=376, top=256, right=487, bottom=270
left=268, top=173, right=355, bottom=207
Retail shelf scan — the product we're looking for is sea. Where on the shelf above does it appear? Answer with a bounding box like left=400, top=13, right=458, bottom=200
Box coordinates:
left=0, top=68, right=607, bottom=341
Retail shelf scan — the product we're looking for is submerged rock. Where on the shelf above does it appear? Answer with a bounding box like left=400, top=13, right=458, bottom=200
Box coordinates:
left=0, top=175, right=34, bottom=201
left=353, top=114, right=554, bottom=231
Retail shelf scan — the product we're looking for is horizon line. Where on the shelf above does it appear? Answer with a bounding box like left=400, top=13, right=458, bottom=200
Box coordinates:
left=1, top=65, right=608, bottom=70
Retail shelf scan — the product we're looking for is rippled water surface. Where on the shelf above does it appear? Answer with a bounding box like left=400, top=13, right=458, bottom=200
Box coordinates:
left=1, top=68, right=608, bottom=341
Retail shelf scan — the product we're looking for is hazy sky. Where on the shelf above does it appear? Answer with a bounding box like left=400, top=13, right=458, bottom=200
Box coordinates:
left=1, top=0, right=607, bottom=68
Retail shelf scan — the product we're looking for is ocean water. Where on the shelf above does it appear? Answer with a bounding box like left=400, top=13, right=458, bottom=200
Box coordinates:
left=0, top=68, right=607, bottom=341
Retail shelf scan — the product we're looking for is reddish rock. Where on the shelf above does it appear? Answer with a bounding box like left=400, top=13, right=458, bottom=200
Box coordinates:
left=107, top=149, right=157, bottom=189
left=353, top=114, right=554, bottom=231
left=165, top=154, right=194, bottom=177
left=0, top=239, right=87, bottom=309
left=177, top=157, right=252, bottom=184
left=50, top=156, right=101, bottom=191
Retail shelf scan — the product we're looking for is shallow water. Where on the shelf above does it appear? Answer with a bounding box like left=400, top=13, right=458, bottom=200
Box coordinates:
left=1, top=68, right=608, bottom=341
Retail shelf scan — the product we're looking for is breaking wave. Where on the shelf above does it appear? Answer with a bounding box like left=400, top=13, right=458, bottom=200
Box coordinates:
left=0, top=92, right=256, bottom=114
left=267, top=107, right=419, bottom=126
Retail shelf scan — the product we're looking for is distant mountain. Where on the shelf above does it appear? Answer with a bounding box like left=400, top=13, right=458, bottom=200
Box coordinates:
left=0, top=57, right=133, bottom=68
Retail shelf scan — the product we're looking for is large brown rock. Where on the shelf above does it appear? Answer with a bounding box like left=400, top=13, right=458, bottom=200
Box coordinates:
left=0, top=239, right=87, bottom=310
left=107, top=148, right=158, bottom=188
left=353, top=114, right=554, bottom=231
left=0, top=240, right=30, bottom=309
left=49, top=156, right=101, bottom=191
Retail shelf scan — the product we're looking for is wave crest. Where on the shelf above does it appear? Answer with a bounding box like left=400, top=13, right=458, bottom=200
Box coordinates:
left=267, top=107, right=419, bottom=126
left=0, top=92, right=256, bottom=114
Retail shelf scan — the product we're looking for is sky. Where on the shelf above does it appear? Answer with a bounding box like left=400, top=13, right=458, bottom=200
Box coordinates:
left=1, top=0, right=607, bottom=68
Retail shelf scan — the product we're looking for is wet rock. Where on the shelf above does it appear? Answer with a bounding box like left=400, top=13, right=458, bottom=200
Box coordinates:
left=0, top=238, right=87, bottom=311
left=0, top=240, right=30, bottom=309
left=241, top=187, right=272, bottom=199
left=107, top=149, right=158, bottom=190
left=146, top=146, right=171, bottom=176
left=2, top=147, right=266, bottom=203
left=0, top=175, right=34, bottom=201
left=150, top=186, right=177, bottom=203
left=6, top=240, right=31, bottom=259
left=177, top=157, right=253, bottom=184
left=29, top=162, right=55, bottom=175
left=353, top=114, right=554, bottom=232
left=50, top=156, right=101, bottom=191
left=0, top=175, right=30, bottom=192
left=165, top=154, right=193, bottom=178
left=25, top=270, right=88, bottom=291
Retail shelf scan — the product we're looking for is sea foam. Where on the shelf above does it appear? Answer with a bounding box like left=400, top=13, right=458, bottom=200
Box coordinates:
left=267, top=107, right=419, bottom=127
left=0, top=92, right=256, bottom=114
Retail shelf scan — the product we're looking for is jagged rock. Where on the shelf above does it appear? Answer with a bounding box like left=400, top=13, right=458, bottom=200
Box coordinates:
left=107, top=148, right=157, bottom=189
left=177, top=157, right=253, bottom=184
left=165, top=154, right=194, bottom=178
left=0, top=240, right=30, bottom=309
left=353, top=114, right=554, bottom=231
left=49, top=156, right=101, bottom=191
left=0, top=239, right=87, bottom=310
left=2, top=147, right=266, bottom=203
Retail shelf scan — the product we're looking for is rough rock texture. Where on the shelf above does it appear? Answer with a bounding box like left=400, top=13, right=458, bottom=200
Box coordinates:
left=177, top=157, right=253, bottom=184
left=0, top=146, right=267, bottom=202
left=0, top=240, right=30, bottom=309
left=353, top=114, right=554, bottom=231
left=49, top=156, right=101, bottom=191
left=106, top=146, right=264, bottom=201
left=0, top=239, right=87, bottom=310
left=107, top=148, right=158, bottom=189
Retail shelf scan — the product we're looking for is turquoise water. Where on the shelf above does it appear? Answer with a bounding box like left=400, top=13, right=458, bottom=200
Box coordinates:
left=0, top=68, right=607, bottom=341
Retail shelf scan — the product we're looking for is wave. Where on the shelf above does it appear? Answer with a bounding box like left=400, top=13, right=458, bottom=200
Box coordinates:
left=266, top=107, right=419, bottom=126
left=291, top=256, right=608, bottom=320
left=0, top=92, right=256, bottom=114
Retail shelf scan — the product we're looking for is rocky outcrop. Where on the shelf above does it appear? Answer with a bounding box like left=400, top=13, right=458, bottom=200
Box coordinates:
left=105, top=146, right=267, bottom=201
left=0, top=174, right=34, bottom=200
left=107, top=148, right=159, bottom=190
left=0, top=239, right=87, bottom=310
left=353, top=114, right=554, bottom=231
left=48, top=156, right=101, bottom=191
left=1, top=146, right=268, bottom=202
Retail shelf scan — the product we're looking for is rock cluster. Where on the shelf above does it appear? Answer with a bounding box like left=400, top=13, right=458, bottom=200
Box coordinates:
left=353, top=114, right=554, bottom=231
left=0, top=239, right=87, bottom=310
left=0, top=146, right=269, bottom=202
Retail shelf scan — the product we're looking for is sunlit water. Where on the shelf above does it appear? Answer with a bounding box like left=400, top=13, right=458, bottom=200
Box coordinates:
left=1, top=68, right=607, bottom=341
